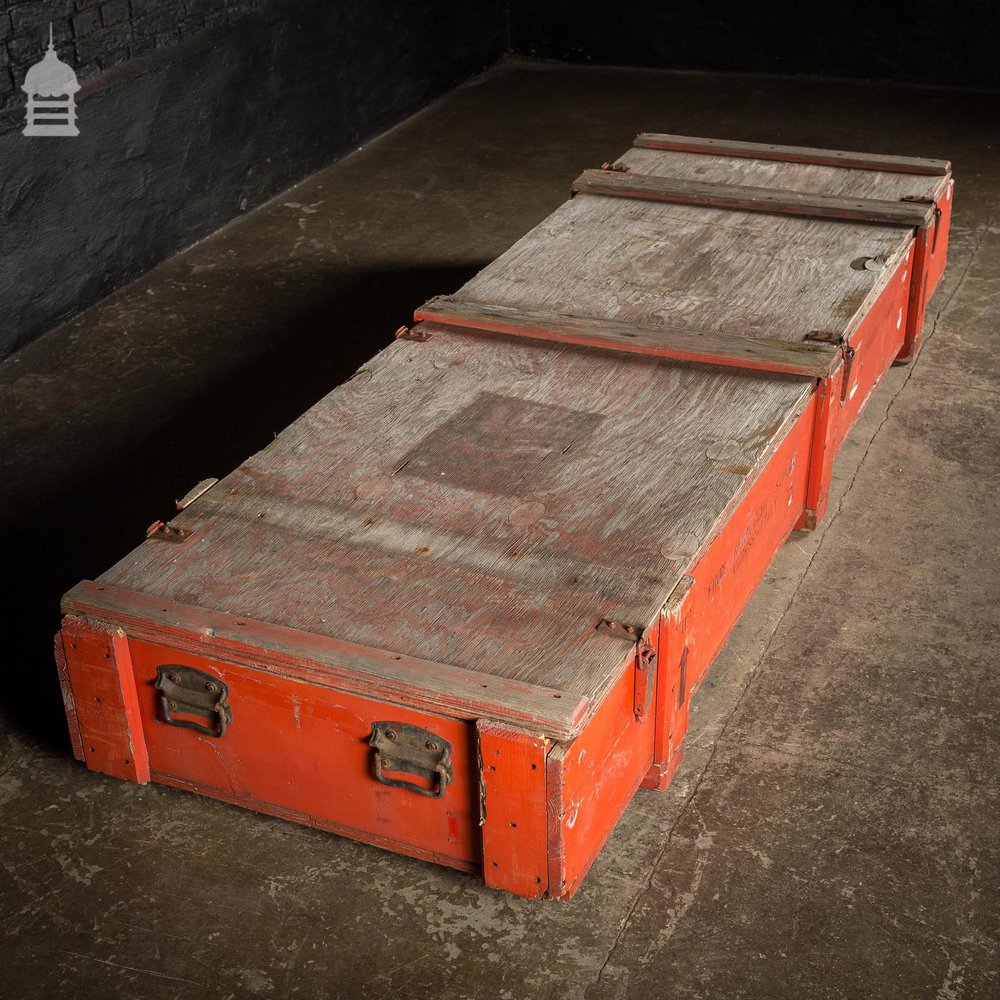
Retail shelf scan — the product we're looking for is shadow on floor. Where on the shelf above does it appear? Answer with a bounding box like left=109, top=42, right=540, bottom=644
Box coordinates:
left=0, top=262, right=484, bottom=750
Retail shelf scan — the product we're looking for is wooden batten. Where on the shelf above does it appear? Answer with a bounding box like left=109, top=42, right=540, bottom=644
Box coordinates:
left=633, top=132, right=952, bottom=177
left=414, top=297, right=842, bottom=379
left=572, top=170, right=936, bottom=228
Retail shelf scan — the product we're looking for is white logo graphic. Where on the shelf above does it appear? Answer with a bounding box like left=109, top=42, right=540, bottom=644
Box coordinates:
left=22, top=24, right=80, bottom=137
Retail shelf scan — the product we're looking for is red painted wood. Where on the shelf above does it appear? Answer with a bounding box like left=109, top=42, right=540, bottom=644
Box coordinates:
left=898, top=227, right=932, bottom=364
left=646, top=399, right=813, bottom=783
left=60, top=617, right=150, bottom=783
left=154, top=771, right=479, bottom=874
left=833, top=244, right=914, bottom=455
left=54, top=136, right=955, bottom=900
left=898, top=180, right=953, bottom=363
left=546, top=625, right=657, bottom=899
left=54, top=630, right=85, bottom=763
left=896, top=179, right=952, bottom=364
left=924, top=179, right=954, bottom=300
left=63, top=582, right=588, bottom=741
left=127, top=637, right=481, bottom=868
left=478, top=722, right=550, bottom=897
left=112, top=631, right=151, bottom=783
left=644, top=578, right=691, bottom=789
left=797, top=375, right=839, bottom=533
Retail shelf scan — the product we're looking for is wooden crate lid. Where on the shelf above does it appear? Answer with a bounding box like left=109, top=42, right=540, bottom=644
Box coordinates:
left=85, top=136, right=926, bottom=736
left=92, top=332, right=812, bottom=736
left=624, top=133, right=950, bottom=203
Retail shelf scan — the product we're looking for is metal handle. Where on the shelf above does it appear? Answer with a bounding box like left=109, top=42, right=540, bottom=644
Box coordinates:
left=369, top=721, right=453, bottom=798
left=373, top=753, right=451, bottom=799
left=155, top=665, right=232, bottom=738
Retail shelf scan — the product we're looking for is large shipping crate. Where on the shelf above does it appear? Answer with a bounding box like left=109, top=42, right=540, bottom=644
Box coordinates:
left=56, top=134, right=953, bottom=898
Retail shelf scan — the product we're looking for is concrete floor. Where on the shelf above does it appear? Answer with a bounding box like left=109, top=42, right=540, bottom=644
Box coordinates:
left=1, top=58, right=998, bottom=999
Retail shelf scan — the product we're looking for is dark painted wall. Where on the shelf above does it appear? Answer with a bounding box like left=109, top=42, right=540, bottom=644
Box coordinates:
left=1, top=0, right=267, bottom=112
left=0, top=0, right=507, bottom=358
left=511, top=0, right=1000, bottom=91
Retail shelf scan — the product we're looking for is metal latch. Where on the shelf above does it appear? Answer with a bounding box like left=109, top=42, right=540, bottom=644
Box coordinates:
left=901, top=194, right=944, bottom=254
left=155, top=665, right=232, bottom=738
left=805, top=330, right=856, bottom=403
left=633, top=641, right=656, bottom=721
left=370, top=721, right=453, bottom=799
left=596, top=619, right=657, bottom=721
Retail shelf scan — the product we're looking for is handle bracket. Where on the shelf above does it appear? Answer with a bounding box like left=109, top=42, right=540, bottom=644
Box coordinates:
left=155, top=665, right=232, bottom=738
left=370, top=721, right=453, bottom=798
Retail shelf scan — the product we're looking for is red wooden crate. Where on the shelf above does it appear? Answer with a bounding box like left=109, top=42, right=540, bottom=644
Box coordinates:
left=56, top=133, right=953, bottom=898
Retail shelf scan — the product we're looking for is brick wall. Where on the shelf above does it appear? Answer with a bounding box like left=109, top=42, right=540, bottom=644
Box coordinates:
left=1, top=0, right=265, bottom=111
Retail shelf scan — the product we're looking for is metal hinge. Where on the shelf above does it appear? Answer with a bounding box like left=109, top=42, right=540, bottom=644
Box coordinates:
left=146, top=520, right=191, bottom=543
left=395, top=324, right=431, bottom=342
left=596, top=619, right=657, bottom=721
left=804, top=330, right=856, bottom=403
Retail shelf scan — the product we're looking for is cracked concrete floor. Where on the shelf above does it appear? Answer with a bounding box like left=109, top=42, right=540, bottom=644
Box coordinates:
left=1, top=59, right=998, bottom=999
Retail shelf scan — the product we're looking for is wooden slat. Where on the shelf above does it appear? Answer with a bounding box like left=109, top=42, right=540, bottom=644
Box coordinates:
left=63, top=581, right=590, bottom=740
left=634, top=132, right=952, bottom=177
left=414, top=296, right=841, bottom=379
left=572, top=170, right=935, bottom=228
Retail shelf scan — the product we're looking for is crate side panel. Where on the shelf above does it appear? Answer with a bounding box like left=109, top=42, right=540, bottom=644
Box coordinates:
left=672, top=400, right=814, bottom=719
left=835, top=247, right=914, bottom=454
left=128, top=637, right=481, bottom=868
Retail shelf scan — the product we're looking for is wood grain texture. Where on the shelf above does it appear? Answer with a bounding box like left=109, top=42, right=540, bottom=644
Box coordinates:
left=456, top=186, right=912, bottom=348
left=87, top=140, right=918, bottom=722
left=633, top=133, right=952, bottom=177
left=97, top=333, right=813, bottom=710
left=414, top=296, right=841, bottom=378
left=572, top=170, right=935, bottom=228
left=64, top=581, right=588, bottom=739
left=620, top=147, right=948, bottom=204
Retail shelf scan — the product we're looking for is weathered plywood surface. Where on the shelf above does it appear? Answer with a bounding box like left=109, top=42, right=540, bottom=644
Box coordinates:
left=572, top=170, right=934, bottom=227
left=97, top=145, right=921, bottom=715
left=100, top=333, right=810, bottom=707
left=454, top=192, right=911, bottom=347
left=619, top=146, right=945, bottom=202
left=632, top=133, right=952, bottom=176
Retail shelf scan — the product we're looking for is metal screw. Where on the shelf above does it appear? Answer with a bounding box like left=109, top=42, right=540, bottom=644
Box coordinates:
left=385, top=729, right=397, bottom=741
left=168, top=700, right=177, bottom=709
left=168, top=672, right=181, bottom=684
left=426, top=741, right=439, bottom=751
left=205, top=682, right=217, bottom=693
